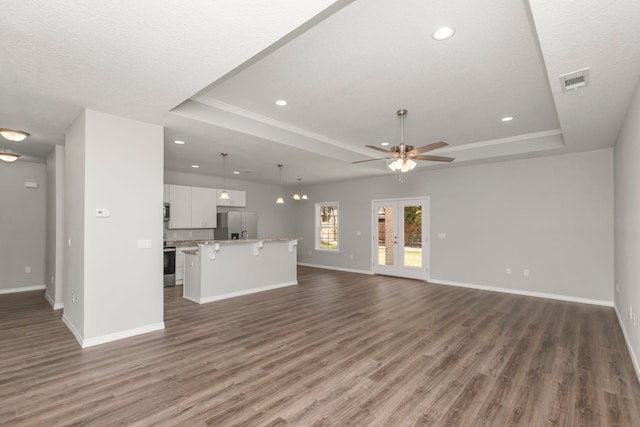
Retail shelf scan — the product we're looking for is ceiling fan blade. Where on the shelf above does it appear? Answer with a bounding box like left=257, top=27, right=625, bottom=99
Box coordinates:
left=413, top=154, right=455, bottom=162
left=351, top=157, right=392, bottom=164
left=407, top=141, right=449, bottom=156
left=365, top=145, right=394, bottom=154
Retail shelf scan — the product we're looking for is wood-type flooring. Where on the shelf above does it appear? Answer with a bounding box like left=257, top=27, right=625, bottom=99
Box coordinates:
left=1, top=266, right=639, bottom=426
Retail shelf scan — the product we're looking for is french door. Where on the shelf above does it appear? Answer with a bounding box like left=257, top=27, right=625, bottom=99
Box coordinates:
left=372, top=198, right=428, bottom=280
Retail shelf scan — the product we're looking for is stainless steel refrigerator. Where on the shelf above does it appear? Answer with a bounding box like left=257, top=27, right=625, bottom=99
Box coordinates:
left=214, top=212, right=257, bottom=240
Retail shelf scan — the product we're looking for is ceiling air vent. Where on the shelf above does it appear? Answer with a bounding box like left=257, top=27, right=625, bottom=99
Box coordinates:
left=560, top=68, right=590, bottom=92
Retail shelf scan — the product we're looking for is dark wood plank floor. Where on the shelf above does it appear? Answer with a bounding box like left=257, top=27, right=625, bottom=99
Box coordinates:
left=1, top=266, right=639, bottom=426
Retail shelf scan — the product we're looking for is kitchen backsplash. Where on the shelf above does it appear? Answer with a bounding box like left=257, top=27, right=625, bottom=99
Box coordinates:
left=164, top=225, right=214, bottom=242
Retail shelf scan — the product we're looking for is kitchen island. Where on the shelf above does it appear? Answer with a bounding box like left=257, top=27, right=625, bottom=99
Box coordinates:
left=182, top=238, right=300, bottom=304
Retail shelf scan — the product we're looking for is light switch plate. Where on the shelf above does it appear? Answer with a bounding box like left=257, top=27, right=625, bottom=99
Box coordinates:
left=137, top=239, right=152, bottom=249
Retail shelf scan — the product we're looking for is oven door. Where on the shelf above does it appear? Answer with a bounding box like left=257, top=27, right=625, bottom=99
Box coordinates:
left=163, top=246, right=176, bottom=287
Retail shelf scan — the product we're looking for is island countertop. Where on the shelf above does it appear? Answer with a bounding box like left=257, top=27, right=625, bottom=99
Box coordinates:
left=182, top=237, right=300, bottom=304
left=167, top=237, right=301, bottom=248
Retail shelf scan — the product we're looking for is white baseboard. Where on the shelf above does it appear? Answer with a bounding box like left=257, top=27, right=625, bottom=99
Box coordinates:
left=0, top=285, right=45, bottom=294
left=81, top=323, right=165, bottom=348
left=62, top=315, right=165, bottom=348
left=297, top=262, right=373, bottom=276
left=45, top=292, right=63, bottom=310
left=614, top=304, right=640, bottom=384
left=428, top=278, right=614, bottom=307
left=62, top=314, right=83, bottom=346
left=196, top=280, right=298, bottom=304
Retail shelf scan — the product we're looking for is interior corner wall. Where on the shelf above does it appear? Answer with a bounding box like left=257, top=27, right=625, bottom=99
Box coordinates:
left=294, top=148, right=614, bottom=303
left=614, top=76, right=640, bottom=376
left=82, top=109, right=164, bottom=343
left=63, top=109, right=164, bottom=346
left=46, top=145, right=65, bottom=308
left=0, top=160, right=47, bottom=293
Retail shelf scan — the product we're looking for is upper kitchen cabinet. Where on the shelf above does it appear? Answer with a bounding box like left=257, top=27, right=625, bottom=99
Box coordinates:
left=167, top=184, right=217, bottom=229
left=163, top=184, right=170, bottom=204
left=191, top=187, right=217, bottom=228
left=216, top=189, right=246, bottom=207
left=168, top=185, right=192, bottom=229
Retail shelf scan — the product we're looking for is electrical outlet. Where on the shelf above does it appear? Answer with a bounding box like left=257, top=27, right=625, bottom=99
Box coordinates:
left=72, top=292, right=75, bottom=304
left=188, top=231, right=193, bottom=237
left=523, top=269, right=529, bottom=277
left=506, top=267, right=511, bottom=275
left=350, top=254, right=354, bottom=260
left=25, top=266, right=31, bottom=273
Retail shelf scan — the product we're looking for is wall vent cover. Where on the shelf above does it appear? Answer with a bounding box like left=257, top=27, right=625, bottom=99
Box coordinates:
left=560, top=67, right=590, bottom=92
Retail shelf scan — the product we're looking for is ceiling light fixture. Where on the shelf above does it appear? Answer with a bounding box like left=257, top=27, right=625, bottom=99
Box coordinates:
left=275, top=99, right=288, bottom=106
left=381, top=142, right=390, bottom=146
left=0, top=151, right=20, bottom=162
left=219, top=152, right=230, bottom=200
left=173, top=140, right=185, bottom=145
left=431, top=26, right=455, bottom=41
left=0, top=128, right=30, bottom=142
left=276, top=164, right=285, bottom=204
left=501, top=116, right=514, bottom=122
left=191, top=164, right=199, bottom=168
left=233, top=171, right=240, bottom=175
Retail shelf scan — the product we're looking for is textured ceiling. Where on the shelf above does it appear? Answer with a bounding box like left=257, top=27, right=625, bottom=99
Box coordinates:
left=1, top=0, right=639, bottom=184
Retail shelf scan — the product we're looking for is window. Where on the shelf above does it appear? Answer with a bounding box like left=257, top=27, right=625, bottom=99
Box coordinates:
left=316, top=202, right=339, bottom=251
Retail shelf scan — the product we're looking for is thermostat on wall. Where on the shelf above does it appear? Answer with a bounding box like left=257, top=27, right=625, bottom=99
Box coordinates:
left=24, top=181, right=38, bottom=188
left=96, top=209, right=110, bottom=218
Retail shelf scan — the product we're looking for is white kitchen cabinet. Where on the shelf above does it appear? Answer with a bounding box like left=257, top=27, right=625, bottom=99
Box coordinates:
left=168, top=185, right=217, bottom=229
left=216, top=189, right=246, bottom=207
left=191, top=187, right=217, bottom=228
left=163, top=184, right=170, bottom=203
left=168, top=185, right=192, bottom=229
left=175, top=246, right=197, bottom=285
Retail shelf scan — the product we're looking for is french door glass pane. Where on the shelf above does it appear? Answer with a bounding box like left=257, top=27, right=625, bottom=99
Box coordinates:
left=377, top=206, right=395, bottom=266
left=403, top=205, right=422, bottom=269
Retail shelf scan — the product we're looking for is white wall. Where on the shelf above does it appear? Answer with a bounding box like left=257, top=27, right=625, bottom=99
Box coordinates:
left=294, top=149, right=614, bottom=303
left=63, top=112, right=87, bottom=336
left=64, top=109, right=164, bottom=346
left=164, top=170, right=293, bottom=240
left=614, top=77, right=640, bottom=377
left=45, top=145, right=65, bottom=308
left=0, top=160, right=47, bottom=293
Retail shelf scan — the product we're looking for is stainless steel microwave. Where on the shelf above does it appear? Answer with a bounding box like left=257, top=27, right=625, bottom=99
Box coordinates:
left=163, top=203, right=170, bottom=222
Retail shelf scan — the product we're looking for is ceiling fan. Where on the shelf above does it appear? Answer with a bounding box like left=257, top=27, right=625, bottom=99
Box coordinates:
left=352, top=109, right=455, bottom=172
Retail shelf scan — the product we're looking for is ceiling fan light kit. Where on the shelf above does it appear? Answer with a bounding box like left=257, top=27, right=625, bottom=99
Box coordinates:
left=352, top=109, right=455, bottom=178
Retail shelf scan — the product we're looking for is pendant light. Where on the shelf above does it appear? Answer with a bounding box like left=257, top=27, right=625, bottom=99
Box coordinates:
left=219, top=152, right=230, bottom=200
left=293, top=178, right=308, bottom=201
left=276, top=164, right=284, bottom=204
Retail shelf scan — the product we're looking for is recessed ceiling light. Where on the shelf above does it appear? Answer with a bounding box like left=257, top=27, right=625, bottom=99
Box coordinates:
left=432, top=26, right=455, bottom=41
left=191, top=164, right=199, bottom=168
left=501, top=116, right=514, bottom=122
left=381, top=142, right=390, bottom=146
left=233, top=171, right=240, bottom=175
left=275, top=99, right=288, bottom=106
left=174, top=140, right=185, bottom=145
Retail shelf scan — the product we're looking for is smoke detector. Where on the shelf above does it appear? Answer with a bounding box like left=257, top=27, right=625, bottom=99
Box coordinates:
left=560, top=68, right=590, bottom=92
